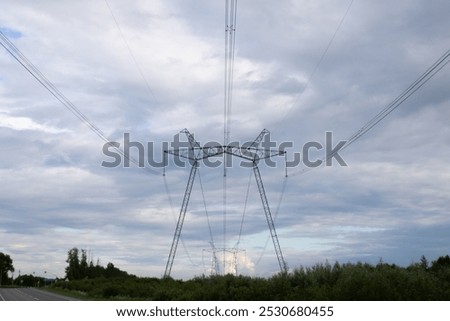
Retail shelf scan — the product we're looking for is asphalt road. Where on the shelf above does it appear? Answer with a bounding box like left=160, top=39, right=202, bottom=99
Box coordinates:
left=0, top=288, right=79, bottom=301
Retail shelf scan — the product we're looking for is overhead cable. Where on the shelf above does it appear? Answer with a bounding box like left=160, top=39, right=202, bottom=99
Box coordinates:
left=0, top=30, right=161, bottom=176
left=104, top=0, right=159, bottom=106
left=223, top=0, right=238, bottom=267
left=273, top=0, right=355, bottom=134
left=290, top=48, right=450, bottom=178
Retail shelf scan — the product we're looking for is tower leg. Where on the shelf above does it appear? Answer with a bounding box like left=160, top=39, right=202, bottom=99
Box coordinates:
left=253, top=164, right=288, bottom=273
left=164, top=161, right=198, bottom=278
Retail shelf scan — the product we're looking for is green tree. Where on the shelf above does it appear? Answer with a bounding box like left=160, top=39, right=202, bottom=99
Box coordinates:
left=0, top=252, right=15, bottom=286
left=431, top=255, right=450, bottom=271
left=15, top=274, right=45, bottom=287
left=105, top=262, right=129, bottom=278
left=80, top=249, right=88, bottom=278
left=65, top=248, right=81, bottom=280
left=420, top=255, right=429, bottom=270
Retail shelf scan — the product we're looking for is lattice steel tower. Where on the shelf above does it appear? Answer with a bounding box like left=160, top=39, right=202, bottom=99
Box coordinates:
left=163, top=0, right=288, bottom=278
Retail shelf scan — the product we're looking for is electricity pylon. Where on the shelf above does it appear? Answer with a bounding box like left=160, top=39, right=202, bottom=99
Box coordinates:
left=163, top=128, right=288, bottom=278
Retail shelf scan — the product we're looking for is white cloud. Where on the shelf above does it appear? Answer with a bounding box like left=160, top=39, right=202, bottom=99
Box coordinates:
left=0, top=113, right=68, bottom=133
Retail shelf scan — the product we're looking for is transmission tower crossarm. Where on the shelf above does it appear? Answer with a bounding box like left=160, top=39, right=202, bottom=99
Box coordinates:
left=168, top=129, right=226, bottom=161
left=181, top=128, right=201, bottom=149
left=248, top=128, right=269, bottom=149
left=225, top=146, right=284, bottom=162
left=224, top=129, right=284, bottom=162
left=166, top=146, right=224, bottom=161
left=252, top=163, right=288, bottom=274
left=164, top=160, right=199, bottom=278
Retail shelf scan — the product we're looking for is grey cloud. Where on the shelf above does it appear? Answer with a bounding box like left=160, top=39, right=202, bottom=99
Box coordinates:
left=0, top=0, right=449, bottom=279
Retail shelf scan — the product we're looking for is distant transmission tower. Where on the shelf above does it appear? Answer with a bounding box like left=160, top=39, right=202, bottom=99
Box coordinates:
left=203, top=244, right=220, bottom=275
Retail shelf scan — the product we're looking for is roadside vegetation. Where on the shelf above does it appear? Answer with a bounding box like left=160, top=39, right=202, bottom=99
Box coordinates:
left=51, top=249, right=450, bottom=300
left=2, top=249, right=450, bottom=300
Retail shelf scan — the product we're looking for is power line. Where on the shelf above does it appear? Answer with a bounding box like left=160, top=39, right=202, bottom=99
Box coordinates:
left=223, top=0, right=238, bottom=269
left=235, top=169, right=253, bottom=248
left=224, top=0, right=238, bottom=149
left=0, top=30, right=161, bottom=176
left=289, top=48, right=450, bottom=178
left=273, top=0, right=354, bottom=134
left=197, top=168, right=217, bottom=251
left=104, top=0, right=159, bottom=106
left=344, top=49, right=450, bottom=150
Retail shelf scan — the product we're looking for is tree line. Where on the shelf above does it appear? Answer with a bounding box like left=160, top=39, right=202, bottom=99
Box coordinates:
left=2, top=249, right=450, bottom=300
left=0, top=248, right=130, bottom=287
left=52, top=251, right=450, bottom=300
left=65, top=247, right=131, bottom=280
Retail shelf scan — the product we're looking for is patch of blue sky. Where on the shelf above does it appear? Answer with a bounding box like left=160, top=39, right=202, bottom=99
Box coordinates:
left=0, top=27, right=23, bottom=39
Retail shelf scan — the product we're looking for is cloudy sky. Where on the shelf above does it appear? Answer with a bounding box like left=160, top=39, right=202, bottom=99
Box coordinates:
left=1, top=0, right=449, bottom=279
